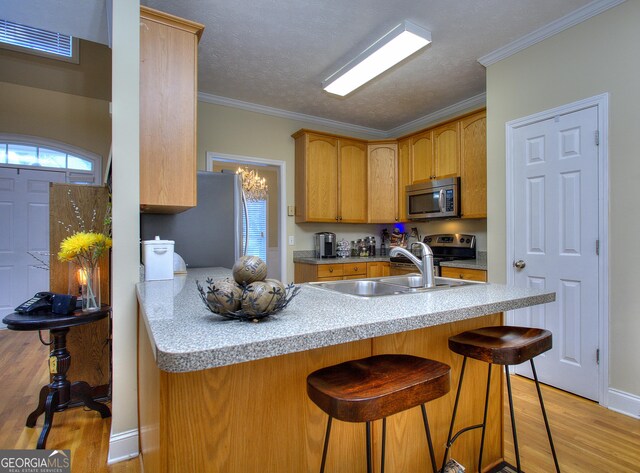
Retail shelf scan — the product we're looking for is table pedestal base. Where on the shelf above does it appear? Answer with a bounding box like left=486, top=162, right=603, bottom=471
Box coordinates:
left=25, top=327, right=111, bottom=449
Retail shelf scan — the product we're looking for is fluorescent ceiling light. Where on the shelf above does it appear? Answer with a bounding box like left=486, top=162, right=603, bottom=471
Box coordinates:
left=323, top=20, right=431, bottom=97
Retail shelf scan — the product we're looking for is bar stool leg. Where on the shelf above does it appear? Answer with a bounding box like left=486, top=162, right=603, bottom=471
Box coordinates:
left=505, top=366, right=522, bottom=473
left=320, top=416, right=332, bottom=473
left=530, top=359, right=561, bottom=473
left=366, top=421, right=372, bottom=473
left=420, top=404, right=438, bottom=473
left=441, top=356, right=468, bottom=472
left=381, top=418, right=387, bottom=473
left=477, top=363, right=493, bottom=472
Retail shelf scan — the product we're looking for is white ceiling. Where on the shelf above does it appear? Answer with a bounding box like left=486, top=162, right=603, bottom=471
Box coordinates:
left=6, top=1, right=611, bottom=132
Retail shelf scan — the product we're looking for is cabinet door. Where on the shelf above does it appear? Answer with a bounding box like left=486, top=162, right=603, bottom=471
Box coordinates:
left=305, top=134, right=338, bottom=221
left=411, top=131, right=434, bottom=181
left=339, top=139, right=368, bottom=223
left=433, top=121, right=460, bottom=178
left=367, top=262, right=390, bottom=278
left=460, top=110, right=487, bottom=218
left=367, top=143, right=398, bottom=223
left=140, top=9, right=203, bottom=213
left=397, top=138, right=412, bottom=222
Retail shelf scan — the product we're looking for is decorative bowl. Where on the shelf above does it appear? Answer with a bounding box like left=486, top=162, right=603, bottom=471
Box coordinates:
left=197, top=277, right=300, bottom=322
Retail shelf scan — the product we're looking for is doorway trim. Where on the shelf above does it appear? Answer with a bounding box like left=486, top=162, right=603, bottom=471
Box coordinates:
left=206, top=151, right=287, bottom=282
left=505, top=93, right=609, bottom=405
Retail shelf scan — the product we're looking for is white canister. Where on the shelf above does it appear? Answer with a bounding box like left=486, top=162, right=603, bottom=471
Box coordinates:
left=142, top=236, right=175, bottom=281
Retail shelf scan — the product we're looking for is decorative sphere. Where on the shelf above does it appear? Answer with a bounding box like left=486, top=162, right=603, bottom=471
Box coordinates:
left=241, top=281, right=278, bottom=315
left=232, top=256, right=267, bottom=284
left=206, top=279, right=242, bottom=314
left=264, top=279, right=286, bottom=309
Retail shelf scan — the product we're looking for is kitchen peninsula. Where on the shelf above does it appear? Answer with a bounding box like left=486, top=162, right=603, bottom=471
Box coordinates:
left=137, top=268, right=554, bottom=472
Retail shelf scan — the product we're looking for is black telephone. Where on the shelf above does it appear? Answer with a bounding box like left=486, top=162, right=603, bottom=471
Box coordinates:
left=15, top=292, right=54, bottom=314
left=15, top=292, right=78, bottom=315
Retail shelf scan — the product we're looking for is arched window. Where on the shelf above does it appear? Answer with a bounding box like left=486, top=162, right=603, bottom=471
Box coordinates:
left=0, top=134, right=102, bottom=184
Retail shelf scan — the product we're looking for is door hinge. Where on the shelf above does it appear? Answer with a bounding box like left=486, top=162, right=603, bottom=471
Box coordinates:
left=596, top=348, right=600, bottom=365
left=595, top=130, right=600, bottom=146
left=596, top=239, right=600, bottom=256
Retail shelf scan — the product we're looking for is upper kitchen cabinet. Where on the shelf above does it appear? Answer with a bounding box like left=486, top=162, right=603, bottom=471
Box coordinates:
left=139, top=7, right=204, bottom=213
left=410, top=130, right=434, bottom=182
left=367, top=142, right=398, bottom=223
left=460, top=110, right=487, bottom=218
left=293, top=130, right=367, bottom=223
left=397, top=138, right=411, bottom=222
left=432, top=121, right=460, bottom=179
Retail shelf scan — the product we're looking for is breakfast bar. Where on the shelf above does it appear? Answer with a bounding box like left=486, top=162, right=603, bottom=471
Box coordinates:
left=137, top=268, right=555, bottom=472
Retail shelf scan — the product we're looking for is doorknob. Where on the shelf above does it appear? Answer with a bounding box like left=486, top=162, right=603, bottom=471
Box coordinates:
left=513, top=260, right=526, bottom=269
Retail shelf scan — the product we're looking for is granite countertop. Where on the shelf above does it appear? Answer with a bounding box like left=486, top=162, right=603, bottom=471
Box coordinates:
left=137, top=267, right=554, bottom=373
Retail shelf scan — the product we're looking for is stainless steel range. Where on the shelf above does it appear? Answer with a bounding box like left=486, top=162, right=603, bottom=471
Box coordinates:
left=389, top=233, right=476, bottom=276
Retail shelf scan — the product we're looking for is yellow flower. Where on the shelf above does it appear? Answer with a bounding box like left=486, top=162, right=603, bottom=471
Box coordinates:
left=58, top=231, right=112, bottom=265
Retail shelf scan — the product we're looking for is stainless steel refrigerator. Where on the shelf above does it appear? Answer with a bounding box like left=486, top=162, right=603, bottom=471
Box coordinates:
left=140, top=171, right=243, bottom=269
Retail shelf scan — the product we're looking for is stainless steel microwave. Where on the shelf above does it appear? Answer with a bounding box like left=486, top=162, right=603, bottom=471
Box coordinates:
left=406, top=177, right=460, bottom=220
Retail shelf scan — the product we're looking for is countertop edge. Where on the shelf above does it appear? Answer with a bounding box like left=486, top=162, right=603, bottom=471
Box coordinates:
left=152, top=291, right=554, bottom=373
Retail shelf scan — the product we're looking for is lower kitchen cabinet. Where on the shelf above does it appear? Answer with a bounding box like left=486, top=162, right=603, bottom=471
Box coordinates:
left=366, top=261, right=390, bottom=278
left=440, top=266, right=487, bottom=282
left=295, top=262, right=389, bottom=283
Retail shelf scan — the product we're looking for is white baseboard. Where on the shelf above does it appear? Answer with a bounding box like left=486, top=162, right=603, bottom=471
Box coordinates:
left=107, top=428, right=139, bottom=465
left=608, top=388, right=640, bottom=419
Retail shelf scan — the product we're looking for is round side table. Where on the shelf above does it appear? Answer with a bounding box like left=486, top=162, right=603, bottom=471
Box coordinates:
left=2, top=306, right=112, bottom=449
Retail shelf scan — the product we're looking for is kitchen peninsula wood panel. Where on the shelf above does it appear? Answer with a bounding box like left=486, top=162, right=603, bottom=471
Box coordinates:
left=138, top=310, right=503, bottom=472
left=139, top=7, right=204, bottom=213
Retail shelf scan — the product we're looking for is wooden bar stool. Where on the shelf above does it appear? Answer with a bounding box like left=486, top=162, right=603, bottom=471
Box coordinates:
left=307, top=354, right=450, bottom=473
left=441, top=326, right=560, bottom=473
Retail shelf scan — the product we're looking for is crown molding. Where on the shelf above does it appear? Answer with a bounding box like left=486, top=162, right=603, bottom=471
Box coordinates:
left=478, top=0, right=627, bottom=67
left=199, top=91, right=487, bottom=139
left=198, top=92, right=388, bottom=138
left=387, top=93, right=486, bottom=137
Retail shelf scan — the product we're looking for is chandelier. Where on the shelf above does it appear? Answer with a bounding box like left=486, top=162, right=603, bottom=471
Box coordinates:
left=236, top=166, right=268, bottom=201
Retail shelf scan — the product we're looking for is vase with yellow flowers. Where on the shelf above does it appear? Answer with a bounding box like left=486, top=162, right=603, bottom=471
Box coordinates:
left=58, top=232, right=112, bottom=311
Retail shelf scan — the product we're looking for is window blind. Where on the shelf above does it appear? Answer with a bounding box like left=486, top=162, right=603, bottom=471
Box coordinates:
left=245, top=199, right=267, bottom=262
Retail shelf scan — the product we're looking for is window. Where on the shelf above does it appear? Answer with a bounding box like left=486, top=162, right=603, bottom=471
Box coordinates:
left=0, top=134, right=101, bottom=184
left=244, top=199, right=267, bottom=263
left=0, top=143, right=93, bottom=171
left=0, top=19, right=79, bottom=63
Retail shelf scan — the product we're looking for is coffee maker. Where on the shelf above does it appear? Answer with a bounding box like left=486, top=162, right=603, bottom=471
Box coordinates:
left=313, top=232, right=337, bottom=258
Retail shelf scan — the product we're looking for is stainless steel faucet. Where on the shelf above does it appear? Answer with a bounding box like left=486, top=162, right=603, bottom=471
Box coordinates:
left=389, top=242, right=436, bottom=288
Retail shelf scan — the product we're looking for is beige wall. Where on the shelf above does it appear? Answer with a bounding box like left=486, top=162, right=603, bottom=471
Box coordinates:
left=0, top=81, right=111, bottom=174
left=486, top=1, right=640, bottom=397
left=0, top=39, right=111, bottom=101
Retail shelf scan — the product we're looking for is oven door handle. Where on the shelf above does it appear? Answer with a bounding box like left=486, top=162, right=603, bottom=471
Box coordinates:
left=438, top=189, right=445, bottom=213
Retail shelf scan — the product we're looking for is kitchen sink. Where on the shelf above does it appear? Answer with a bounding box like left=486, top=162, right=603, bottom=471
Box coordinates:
left=309, top=275, right=481, bottom=298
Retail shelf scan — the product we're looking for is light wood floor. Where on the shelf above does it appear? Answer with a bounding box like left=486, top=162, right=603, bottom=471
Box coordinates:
left=1, top=329, right=638, bottom=472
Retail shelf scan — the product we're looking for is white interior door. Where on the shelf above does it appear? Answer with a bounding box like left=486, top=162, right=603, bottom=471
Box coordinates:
left=0, top=167, right=65, bottom=325
left=509, top=106, right=600, bottom=400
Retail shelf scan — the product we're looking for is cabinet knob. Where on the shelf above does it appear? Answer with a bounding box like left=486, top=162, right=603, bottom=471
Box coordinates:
left=354, top=267, right=358, bottom=271
left=335, top=216, right=339, bottom=221
left=459, top=274, right=464, bottom=279
left=328, top=267, right=333, bottom=273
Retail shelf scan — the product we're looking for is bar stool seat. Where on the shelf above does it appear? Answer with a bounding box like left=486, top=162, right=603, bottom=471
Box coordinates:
left=442, top=326, right=560, bottom=473
left=448, top=325, right=552, bottom=365
left=307, top=354, right=450, bottom=473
